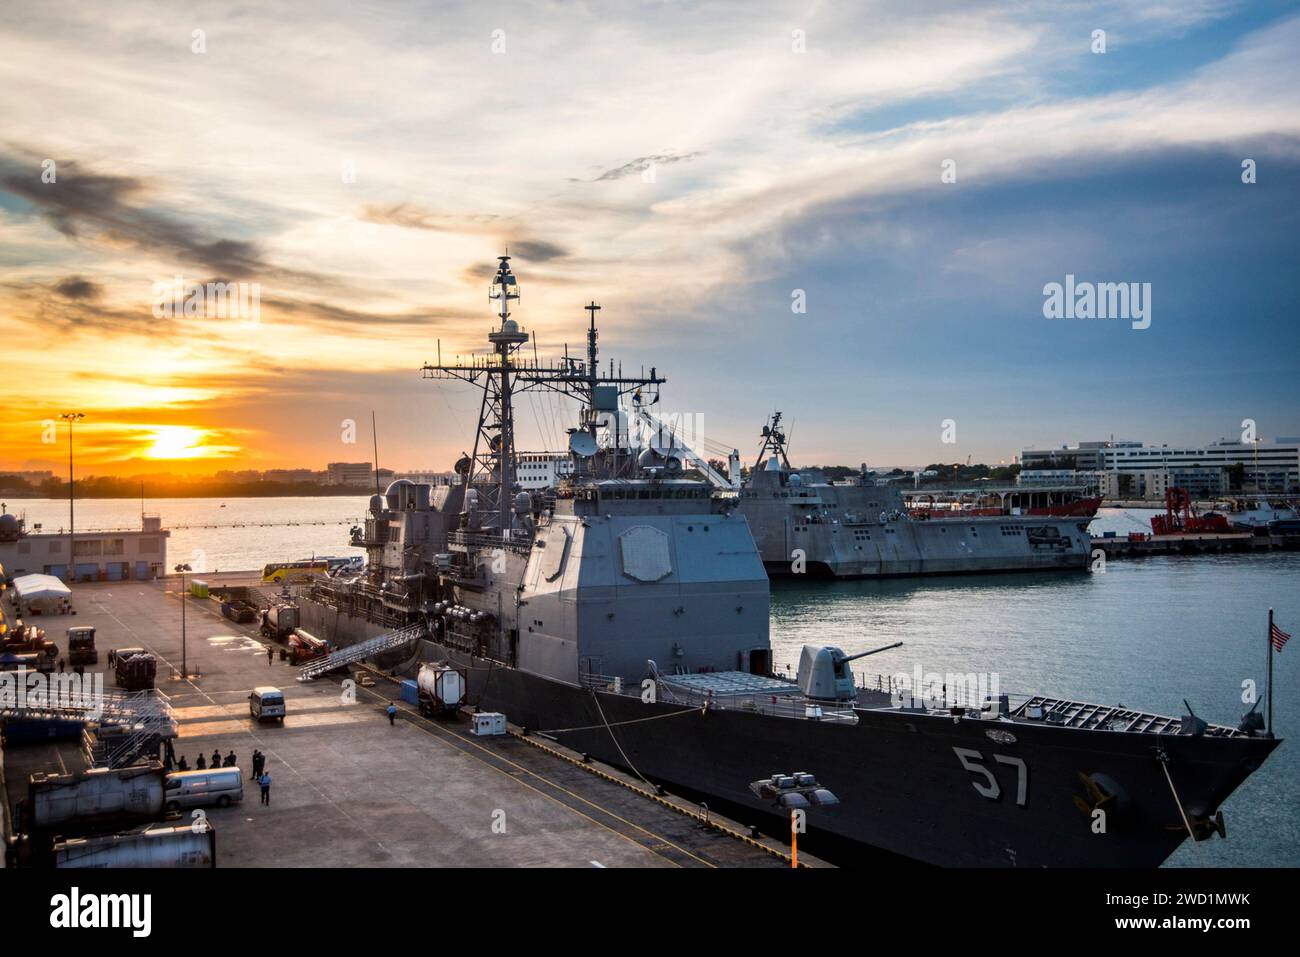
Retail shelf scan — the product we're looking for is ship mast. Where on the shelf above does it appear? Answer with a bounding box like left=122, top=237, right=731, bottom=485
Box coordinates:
left=755, top=411, right=792, bottom=472
left=421, top=258, right=666, bottom=535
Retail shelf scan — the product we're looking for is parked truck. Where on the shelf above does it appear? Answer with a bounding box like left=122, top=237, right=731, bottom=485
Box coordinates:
left=3, top=624, right=57, bottom=672
left=220, top=598, right=258, bottom=623
left=67, top=625, right=98, bottom=666
left=25, top=762, right=166, bottom=834
left=110, top=647, right=157, bottom=691
left=416, top=662, right=467, bottom=718
left=260, top=602, right=300, bottom=639
left=287, top=628, right=330, bottom=665
left=53, top=820, right=216, bottom=868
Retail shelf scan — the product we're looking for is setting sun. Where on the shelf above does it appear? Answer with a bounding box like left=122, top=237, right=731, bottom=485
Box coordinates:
left=141, top=425, right=218, bottom=461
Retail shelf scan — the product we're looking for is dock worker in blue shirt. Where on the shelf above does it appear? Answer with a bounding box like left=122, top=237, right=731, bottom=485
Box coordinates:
left=387, top=702, right=397, bottom=726
left=259, top=770, right=272, bottom=805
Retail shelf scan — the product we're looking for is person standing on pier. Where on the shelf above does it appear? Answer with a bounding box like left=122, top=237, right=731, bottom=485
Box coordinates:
left=267, top=645, right=274, bottom=666
left=259, top=768, right=272, bottom=805
left=387, top=702, right=397, bottom=726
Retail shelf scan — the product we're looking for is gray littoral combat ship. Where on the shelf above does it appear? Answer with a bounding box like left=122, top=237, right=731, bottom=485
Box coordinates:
left=740, top=414, right=1093, bottom=578
left=296, top=257, right=1279, bottom=867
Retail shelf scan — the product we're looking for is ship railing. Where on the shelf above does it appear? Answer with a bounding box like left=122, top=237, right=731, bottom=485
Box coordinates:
left=448, top=529, right=534, bottom=554
left=653, top=681, right=859, bottom=724
left=578, top=672, right=629, bottom=694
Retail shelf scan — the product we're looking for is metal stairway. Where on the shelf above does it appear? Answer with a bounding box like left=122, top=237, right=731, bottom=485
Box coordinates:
left=77, top=690, right=179, bottom=769
left=297, top=623, right=426, bottom=681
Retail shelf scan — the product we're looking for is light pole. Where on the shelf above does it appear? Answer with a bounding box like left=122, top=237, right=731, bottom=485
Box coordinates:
left=59, top=412, right=84, bottom=583
left=175, top=562, right=192, bottom=680
left=750, top=772, right=839, bottom=869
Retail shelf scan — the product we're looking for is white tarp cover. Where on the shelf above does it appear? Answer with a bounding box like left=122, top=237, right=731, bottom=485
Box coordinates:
left=12, top=573, right=72, bottom=602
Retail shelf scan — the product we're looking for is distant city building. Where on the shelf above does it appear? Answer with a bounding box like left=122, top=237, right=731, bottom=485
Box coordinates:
left=3, top=470, right=55, bottom=482
left=214, top=469, right=264, bottom=484
left=1021, top=439, right=1299, bottom=497
left=326, top=462, right=393, bottom=487
left=1018, top=468, right=1104, bottom=488
left=0, top=470, right=56, bottom=490
left=392, top=469, right=457, bottom=486
left=261, top=468, right=324, bottom=483
left=0, top=511, right=169, bottom=582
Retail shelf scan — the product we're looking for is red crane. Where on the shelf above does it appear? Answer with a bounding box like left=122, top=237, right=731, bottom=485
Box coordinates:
left=1150, top=487, right=1231, bottom=535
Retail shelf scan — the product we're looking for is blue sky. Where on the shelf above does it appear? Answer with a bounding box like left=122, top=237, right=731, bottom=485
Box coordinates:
left=1, top=0, right=1297, bottom=472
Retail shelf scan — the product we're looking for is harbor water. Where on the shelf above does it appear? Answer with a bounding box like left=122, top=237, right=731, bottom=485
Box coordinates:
left=8, top=498, right=1295, bottom=866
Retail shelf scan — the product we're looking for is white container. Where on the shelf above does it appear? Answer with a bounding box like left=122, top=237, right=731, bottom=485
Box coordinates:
left=30, top=764, right=165, bottom=830
left=54, top=822, right=216, bottom=868
left=417, top=663, right=466, bottom=715
left=471, top=712, right=506, bottom=736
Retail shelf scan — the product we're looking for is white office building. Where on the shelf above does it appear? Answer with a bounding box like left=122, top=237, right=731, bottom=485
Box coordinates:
left=1022, top=439, right=1300, bottom=495
left=0, top=512, right=169, bottom=582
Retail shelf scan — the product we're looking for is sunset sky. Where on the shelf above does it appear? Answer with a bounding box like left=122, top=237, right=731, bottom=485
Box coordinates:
left=2, top=0, right=1298, bottom=477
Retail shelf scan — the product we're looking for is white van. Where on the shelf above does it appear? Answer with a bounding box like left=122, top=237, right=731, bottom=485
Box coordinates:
left=164, top=768, right=244, bottom=811
left=249, top=686, right=286, bottom=722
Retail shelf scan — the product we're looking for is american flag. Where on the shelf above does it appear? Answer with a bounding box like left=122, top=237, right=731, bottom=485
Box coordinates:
left=1272, top=621, right=1291, bottom=652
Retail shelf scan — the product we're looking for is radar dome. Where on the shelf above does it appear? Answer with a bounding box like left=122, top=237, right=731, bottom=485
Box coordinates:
left=384, top=478, right=413, bottom=509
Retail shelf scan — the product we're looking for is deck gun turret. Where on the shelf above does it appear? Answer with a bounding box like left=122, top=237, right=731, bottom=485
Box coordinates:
left=798, top=641, right=903, bottom=701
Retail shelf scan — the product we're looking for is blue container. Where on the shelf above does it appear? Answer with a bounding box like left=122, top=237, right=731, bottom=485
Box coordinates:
left=1, top=717, right=85, bottom=743
left=400, top=679, right=419, bottom=706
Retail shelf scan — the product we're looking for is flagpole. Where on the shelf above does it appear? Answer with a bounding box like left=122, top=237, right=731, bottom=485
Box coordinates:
left=1267, top=607, right=1274, bottom=736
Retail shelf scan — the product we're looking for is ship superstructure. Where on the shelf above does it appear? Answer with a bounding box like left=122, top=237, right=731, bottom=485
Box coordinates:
left=296, top=258, right=1280, bottom=868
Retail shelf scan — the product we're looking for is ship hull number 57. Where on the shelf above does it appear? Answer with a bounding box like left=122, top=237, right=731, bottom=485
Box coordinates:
left=952, top=747, right=1029, bottom=807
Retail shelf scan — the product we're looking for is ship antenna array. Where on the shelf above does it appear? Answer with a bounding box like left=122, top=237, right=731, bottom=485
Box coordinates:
left=419, top=259, right=666, bottom=532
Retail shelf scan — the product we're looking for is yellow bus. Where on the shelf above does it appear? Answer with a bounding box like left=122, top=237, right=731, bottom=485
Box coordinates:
left=261, top=560, right=329, bottom=584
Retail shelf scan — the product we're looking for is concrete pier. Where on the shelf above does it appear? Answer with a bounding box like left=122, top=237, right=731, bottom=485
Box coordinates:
left=2, top=579, right=816, bottom=868
left=1091, top=532, right=1300, bottom=558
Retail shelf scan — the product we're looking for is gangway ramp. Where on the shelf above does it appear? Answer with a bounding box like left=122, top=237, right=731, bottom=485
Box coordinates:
left=297, top=623, right=426, bottom=681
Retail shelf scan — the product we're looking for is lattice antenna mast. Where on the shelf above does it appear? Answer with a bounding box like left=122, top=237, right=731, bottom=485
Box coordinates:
left=422, top=260, right=668, bottom=515
left=754, top=411, right=791, bottom=472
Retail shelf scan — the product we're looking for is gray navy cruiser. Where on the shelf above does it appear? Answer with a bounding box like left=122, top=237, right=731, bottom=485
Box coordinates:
left=294, top=257, right=1280, bottom=867
left=739, top=415, right=1094, bottom=579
